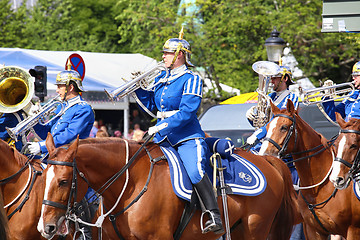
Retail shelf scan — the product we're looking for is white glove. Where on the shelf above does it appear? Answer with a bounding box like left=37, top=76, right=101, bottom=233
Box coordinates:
left=246, top=106, right=257, bottom=122
left=148, top=126, right=159, bottom=135
left=27, top=142, right=41, bottom=155
left=246, top=133, right=258, bottom=145
left=147, top=122, right=169, bottom=135
left=323, top=79, right=335, bottom=98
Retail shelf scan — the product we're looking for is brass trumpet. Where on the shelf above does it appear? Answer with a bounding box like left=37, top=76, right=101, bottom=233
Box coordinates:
left=105, top=61, right=167, bottom=101
left=301, top=81, right=355, bottom=105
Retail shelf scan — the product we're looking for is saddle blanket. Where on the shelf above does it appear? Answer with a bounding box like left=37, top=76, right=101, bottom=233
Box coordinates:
left=160, top=146, right=267, bottom=202
left=353, top=182, right=360, bottom=201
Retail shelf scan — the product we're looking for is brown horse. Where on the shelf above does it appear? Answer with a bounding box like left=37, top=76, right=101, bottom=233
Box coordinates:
left=37, top=133, right=297, bottom=240
left=0, top=138, right=45, bottom=240
left=0, top=138, right=74, bottom=240
left=0, top=192, right=8, bottom=240
left=259, top=99, right=360, bottom=239
left=329, top=113, right=360, bottom=189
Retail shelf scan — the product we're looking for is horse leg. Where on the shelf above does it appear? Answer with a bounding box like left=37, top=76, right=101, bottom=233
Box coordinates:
left=346, top=226, right=360, bottom=240
left=303, top=224, right=329, bottom=240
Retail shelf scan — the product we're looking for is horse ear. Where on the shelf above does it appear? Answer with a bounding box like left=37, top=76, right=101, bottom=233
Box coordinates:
left=270, top=100, right=280, bottom=114
left=67, top=135, right=80, bottom=158
left=335, top=112, right=346, bottom=128
left=286, top=99, right=295, bottom=114
left=45, top=133, right=56, bottom=154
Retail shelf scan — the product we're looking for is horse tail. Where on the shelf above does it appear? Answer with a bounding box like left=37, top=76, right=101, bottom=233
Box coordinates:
left=0, top=192, right=8, bottom=240
left=264, top=155, right=298, bottom=240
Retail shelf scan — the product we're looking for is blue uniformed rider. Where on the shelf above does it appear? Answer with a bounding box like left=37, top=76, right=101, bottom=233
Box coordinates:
left=25, top=70, right=94, bottom=156
left=322, top=61, right=360, bottom=122
left=134, top=29, right=224, bottom=234
left=246, top=65, right=299, bottom=151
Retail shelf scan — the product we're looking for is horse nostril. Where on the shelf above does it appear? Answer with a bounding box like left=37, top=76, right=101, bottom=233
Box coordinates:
left=44, top=224, right=57, bottom=235
left=336, top=177, right=344, bottom=185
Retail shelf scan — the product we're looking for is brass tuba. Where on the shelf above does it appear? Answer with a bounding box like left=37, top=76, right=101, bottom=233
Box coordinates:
left=0, top=66, right=34, bottom=115
left=252, top=61, right=281, bottom=129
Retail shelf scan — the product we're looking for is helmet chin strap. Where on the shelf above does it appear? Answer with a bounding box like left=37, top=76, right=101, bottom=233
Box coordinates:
left=170, top=44, right=183, bottom=69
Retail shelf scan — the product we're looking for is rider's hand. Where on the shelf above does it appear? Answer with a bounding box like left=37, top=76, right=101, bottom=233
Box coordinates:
left=246, top=133, right=258, bottom=145
left=147, top=126, right=160, bottom=136
left=26, top=142, right=41, bottom=155
left=323, top=79, right=335, bottom=98
left=246, top=106, right=257, bottom=122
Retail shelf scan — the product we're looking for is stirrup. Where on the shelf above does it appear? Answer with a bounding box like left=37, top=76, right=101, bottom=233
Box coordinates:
left=200, top=210, right=223, bottom=234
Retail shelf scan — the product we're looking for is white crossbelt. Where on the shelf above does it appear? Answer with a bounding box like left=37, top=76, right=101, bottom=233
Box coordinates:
left=157, top=110, right=179, bottom=119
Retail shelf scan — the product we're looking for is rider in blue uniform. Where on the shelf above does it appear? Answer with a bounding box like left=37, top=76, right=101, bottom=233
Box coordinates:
left=134, top=30, right=224, bottom=234
left=322, top=61, right=360, bottom=121
left=246, top=65, right=299, bottom=154
left=26, top=70, right=94, bottom=155
left=246, top=65, right=303, bottom=240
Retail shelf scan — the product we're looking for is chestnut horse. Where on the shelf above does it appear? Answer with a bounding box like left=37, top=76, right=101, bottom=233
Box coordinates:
left=0, top=192, right=8, bottom=240
left=37, top=133, right=297, bottom=240
left=330, top=113, right=360, bottom=189
left=0, top=138, right=46, bottom=240
left=0, top=138, right=73, bottom=240
left=259, top=99, right=360, bottom=239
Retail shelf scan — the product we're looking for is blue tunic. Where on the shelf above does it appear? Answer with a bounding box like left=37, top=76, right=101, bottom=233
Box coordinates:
left=135, top=64, right=204, bottom=145
left=322, top=90, right=360, bottom=121
left=0, top=111, right=26, bottom=151
left=250, top=90, right=299, bottom=140
left=37, top=95, right=94, bottom=154
left=135, top=64, right=208, bottom=184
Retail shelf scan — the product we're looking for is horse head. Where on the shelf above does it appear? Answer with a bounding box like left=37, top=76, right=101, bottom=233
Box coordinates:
left=330, top=113, right=360, bottom=189
left=37, top=133, right=83, bottom=239
left=258, top=99, right=298, bottom=157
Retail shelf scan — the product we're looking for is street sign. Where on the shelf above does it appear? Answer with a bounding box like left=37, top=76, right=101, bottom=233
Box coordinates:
left=67, top=53, right=85, bottom=80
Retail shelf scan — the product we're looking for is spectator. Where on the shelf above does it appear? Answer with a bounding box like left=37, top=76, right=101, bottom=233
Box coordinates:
left=113, top=130, right=122, bottom=138
left=96, top=130, right=109, bottom=138
left=132, top=123, right=145, bottom=141
left=89, top=121, right=99, bottom=138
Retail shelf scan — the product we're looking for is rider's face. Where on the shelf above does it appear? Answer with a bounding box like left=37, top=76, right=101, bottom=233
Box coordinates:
left=353, top=75, right=360, bottom=89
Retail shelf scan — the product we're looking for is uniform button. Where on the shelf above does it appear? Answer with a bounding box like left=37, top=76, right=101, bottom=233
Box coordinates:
left=161, top=105, right=164, bottom=108
left=164, top=87, right=168, bottom=89
left=161, top=99, right=164, bottom=102
left=162, top=93, right=165, bottom=95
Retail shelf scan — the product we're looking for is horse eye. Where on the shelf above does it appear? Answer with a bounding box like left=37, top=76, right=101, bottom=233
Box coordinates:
left=280, top=125, right=288, bottom=132
left=59, top=180, right=68, bottom=187
left=350, top=144, right=358, bottom=149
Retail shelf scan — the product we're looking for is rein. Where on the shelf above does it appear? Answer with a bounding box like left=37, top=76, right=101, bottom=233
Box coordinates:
left=334, top=129, right=360, bottom=178
left=6, top=162, right=43, bottom=220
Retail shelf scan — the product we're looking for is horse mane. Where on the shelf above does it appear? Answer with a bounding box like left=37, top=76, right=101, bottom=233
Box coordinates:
left=0, top=191, right=8, bottom=240
left=0, top=139, right=28, bottom=167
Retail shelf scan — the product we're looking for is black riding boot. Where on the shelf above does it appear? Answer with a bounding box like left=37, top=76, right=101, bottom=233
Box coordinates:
left=193, top=174, right=224, bottom=234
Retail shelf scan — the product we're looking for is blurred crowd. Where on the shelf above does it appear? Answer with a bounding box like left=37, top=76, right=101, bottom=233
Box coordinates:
left=89, top=109, right=147, bottom=141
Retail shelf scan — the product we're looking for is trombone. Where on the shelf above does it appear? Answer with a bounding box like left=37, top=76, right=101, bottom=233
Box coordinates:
left=301, top=81, right=355, bottom=105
